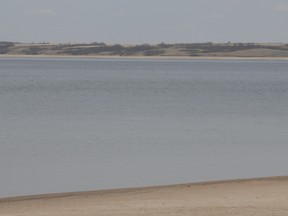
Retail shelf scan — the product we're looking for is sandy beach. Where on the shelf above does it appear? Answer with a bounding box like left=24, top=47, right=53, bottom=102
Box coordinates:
left=1, top=54, right=288, bottom=61
left=1, top=176, right=288, bottom=216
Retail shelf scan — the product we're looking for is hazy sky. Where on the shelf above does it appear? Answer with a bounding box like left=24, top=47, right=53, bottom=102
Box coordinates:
left=1, top=0, right=288, bottom=44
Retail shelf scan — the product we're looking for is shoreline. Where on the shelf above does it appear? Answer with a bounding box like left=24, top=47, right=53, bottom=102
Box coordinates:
left=1, top=176, right=288, bottom=215
left=0, top=176, right=287, bottom=202
left=1, top=54, right=288, bottom=61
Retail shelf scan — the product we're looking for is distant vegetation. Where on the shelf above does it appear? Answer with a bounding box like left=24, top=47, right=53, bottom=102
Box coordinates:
left=0, top=41, right=15, bottom=54
left=1, top=41, right=288, bottom=57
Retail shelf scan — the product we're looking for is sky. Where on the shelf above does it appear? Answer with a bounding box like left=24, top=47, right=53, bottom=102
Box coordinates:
left=1, top=0, right=288, bottom=44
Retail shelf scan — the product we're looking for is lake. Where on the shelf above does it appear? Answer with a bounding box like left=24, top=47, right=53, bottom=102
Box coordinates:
left=0, top=57, right=288, bottom=198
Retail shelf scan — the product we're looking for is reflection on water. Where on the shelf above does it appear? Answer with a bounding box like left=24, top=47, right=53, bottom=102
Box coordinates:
left=0, top=58, right=288, bottom=197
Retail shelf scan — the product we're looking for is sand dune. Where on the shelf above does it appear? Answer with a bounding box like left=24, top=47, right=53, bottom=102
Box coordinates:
left=1, top=176, right=288, bottom=215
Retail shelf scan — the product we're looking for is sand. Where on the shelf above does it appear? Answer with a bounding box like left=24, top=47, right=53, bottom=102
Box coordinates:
left=1, top=54, right=288, bottom=61
left=1, top=176, right=288, bottom=216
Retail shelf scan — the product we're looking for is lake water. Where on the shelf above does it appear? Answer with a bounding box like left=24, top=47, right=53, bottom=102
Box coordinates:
left=0, top=57, right=288, bottom=198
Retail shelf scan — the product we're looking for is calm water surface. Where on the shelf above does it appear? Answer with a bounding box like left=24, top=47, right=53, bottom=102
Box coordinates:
left=0, top=57, right=288, bottom=197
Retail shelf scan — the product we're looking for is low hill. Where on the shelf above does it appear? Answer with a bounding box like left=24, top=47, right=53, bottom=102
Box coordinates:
left=1, top=42, right=288, bottom=58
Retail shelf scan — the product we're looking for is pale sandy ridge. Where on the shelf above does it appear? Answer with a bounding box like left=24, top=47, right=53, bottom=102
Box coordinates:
left=1, top=176, right=288, bottom=216
left=1, top=54, right=288, bottom=61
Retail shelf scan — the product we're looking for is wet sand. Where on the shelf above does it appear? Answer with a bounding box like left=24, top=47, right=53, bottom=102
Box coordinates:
left=1, top=176, right=288, bottom=216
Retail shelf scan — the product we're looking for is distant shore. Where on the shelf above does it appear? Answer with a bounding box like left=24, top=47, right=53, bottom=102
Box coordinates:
left=1, top=176, right=288, bottom=216
left=1, top=42, right=288, bottom=60
left=1, top=54, right=288, bottom=61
